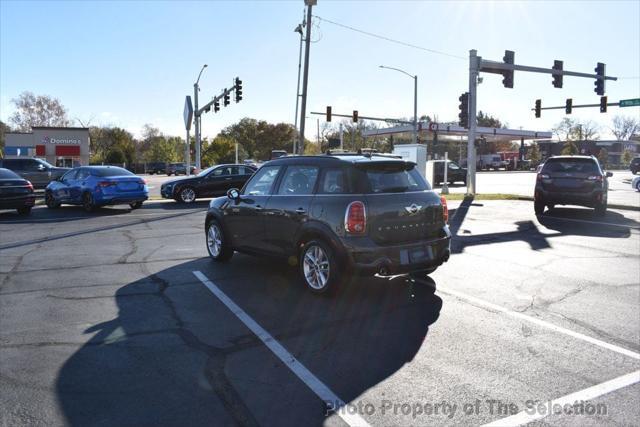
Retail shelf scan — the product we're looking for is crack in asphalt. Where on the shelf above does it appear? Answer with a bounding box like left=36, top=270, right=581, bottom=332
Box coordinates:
left=117, top=230, right=138, bottom=264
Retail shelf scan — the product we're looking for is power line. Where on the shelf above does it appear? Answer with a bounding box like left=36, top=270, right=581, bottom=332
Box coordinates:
left=313, top=15, right=466, bottom=60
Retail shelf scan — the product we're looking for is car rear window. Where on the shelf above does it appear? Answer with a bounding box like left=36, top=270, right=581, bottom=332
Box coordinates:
left=362, top=163, right=430, bottom=193
left=542, top=159, right=599, bottom=174
left=92, top=167, right=134, bottom=177
left=0, top=168, right=20, bottom=179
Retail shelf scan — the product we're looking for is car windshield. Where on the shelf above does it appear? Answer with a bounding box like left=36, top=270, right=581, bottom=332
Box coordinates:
left=542, top=159, right=599, bottom=174
left=0, top=168, right=20, bottom=179
left=363, top=163, right=429, bottom=193
left=92, top=167, right=134, bottom=177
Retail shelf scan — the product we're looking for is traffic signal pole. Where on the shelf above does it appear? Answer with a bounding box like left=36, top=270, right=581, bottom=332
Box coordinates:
left=466, top=49, right=479, bottom=195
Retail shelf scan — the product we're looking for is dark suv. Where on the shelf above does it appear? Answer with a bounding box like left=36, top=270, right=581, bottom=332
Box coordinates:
left=204, top=154, right=451, bottom=294
left=534, top=155, right=612, bottom=216
left=0, top=158, right=69, bottom=188
left=630, top=157, right=640, bottom=175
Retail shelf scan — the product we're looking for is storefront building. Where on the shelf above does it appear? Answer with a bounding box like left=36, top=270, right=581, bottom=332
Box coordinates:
left=3, top=127, right=90, bottom=167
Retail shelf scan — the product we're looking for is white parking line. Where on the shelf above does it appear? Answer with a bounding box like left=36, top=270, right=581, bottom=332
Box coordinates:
left=483, top=370, right=640, bottom=426
left=439, top=288, right=640, bottom=360
left=193, top=271, right=370, bottom=427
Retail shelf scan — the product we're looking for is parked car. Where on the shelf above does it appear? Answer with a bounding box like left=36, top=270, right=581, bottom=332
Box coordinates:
left=166, top=163, right=197, bottom=176
left=478, top=154, right=504, bottom=170
left=432, top=160, right=467, bottom=185
left=534, top=155, right=611, bottom=216
left=161, top=164, right=256, bottom=203
left=0, top=168, right=36, bottom=215
left=146, top=162, right=166, bottom=175
left=0, top=158, right=69, bottom=189
left=45, top=166, right=148, bottom=212
left=630, top=157, right=640, bottom=175
left=243, top=159, right=258, bottom=168
left=270, top=150, right=288, bottom=160
left=632, top=176, right=640, bottom=192
left=204, top=154, right=451, bottom=295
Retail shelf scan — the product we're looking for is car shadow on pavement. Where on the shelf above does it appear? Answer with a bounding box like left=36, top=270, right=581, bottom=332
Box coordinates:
left=55, top=257, right=442, bottom=426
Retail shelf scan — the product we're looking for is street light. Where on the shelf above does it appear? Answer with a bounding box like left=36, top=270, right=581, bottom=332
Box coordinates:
left=379, top=65, right=418, bottom=144
left=293, top=21, right=304, bottom=155
left=193, top=64, right=207, bottom=173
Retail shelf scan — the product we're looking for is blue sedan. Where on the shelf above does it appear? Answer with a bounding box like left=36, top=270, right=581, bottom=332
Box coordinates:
left=45, top=166, right=148, bottom=212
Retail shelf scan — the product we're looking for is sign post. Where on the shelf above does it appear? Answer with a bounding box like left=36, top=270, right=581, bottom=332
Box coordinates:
left=184, top=96, right=194, bottom=176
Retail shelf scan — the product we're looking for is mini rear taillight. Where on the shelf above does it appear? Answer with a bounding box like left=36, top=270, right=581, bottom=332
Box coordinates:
left=587, top=175, right=603, bottom=181
left=98, top=181, right=116, bottom=187
left=345, top=201, right=366, bottom=234
left=440, top=196, right=448, bottom=223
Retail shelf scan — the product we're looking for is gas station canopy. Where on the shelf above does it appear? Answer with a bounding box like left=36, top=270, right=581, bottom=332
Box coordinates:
left=361, top=122, right=553, bottom=143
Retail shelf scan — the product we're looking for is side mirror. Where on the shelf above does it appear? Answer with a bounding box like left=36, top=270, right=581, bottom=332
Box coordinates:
left=606, top=171, right=613, bottom=178
left=227, top=188, right=240, bottom=200
left=37, top=164, right=46, bottom=171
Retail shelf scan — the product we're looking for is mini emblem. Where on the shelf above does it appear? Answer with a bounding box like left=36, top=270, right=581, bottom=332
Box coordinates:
left=405, top=204, right=421, bottom=215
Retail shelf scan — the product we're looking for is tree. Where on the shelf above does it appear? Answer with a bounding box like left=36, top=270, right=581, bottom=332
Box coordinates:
left=476, top=111, right=504, bottom=128
left=597, top=148, right=609, bottom=169
left=202, top=135, right=239, bottom=166
left=220, top=118, right=296, bottom=160
left=611, top=115, right=639, bottom=141
left=146, top=135, right=180, bottom=163
left=9, top=91, right=70, bottom=132
left=528, top=143, right=541, bottom=165
left=621, top=149, right=634, bottom=165
left=553, top=118, right=600, bottom=142
left=552, top=118, right=577, bottom=141
left=0, top=121, right=10, bottom=158
left=561, top=141, right=579, bottom=155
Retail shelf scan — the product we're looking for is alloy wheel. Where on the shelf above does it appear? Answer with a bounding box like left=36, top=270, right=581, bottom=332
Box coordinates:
left=207, top=223, right=222, bottom=257
left=180, top=188, right=196, bottom=203
left=302, top=245, right=330, bottom=290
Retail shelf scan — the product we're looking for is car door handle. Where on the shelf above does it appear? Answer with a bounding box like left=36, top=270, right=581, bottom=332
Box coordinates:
left=225, top=177, right=232, bottom=180
left=255, top=205, right=263, bottom=211
left=295, top=208, right=307, bottom=214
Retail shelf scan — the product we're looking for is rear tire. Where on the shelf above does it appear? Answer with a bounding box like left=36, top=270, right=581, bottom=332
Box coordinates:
left=45, top=191, right=60, bottom=209
left=82, top=192, right=95, bottom=213
left=594, top=201, right=607, bottom=217
left=206, top=220, right=233, bottom=262
left=534, top=200, right=545, bottom=215
left=17, top=206, right=31, bottom=215
left=299, top=239, right=340, bottom=295
left=129, top=201, right=143, bottom=210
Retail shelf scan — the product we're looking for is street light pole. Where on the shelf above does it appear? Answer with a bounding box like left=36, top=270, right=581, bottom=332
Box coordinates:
left=379, top=65, right=418, bottom=144
left=293, top=20, right=304, bottom=155
left=194, top=64, right=207, bottom=173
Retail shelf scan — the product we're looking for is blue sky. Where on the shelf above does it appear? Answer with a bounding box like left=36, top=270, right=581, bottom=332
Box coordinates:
left=1, top=0, right=639, bottom=140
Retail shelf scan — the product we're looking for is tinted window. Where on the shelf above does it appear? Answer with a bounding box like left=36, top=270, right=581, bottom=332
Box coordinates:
left=364, top=164, right=429, bottom=193
left=77, top=169, right=91, bottom=180
left=542, top=159, right=600, bottom=174
left=62, top=169, right=79, bottom=182
left=0, top=168, right=20, bottom=179
left=278, top=166, right=319, bottom=195
left=93, top=167, right=134, bottom=177
left=244, top=166, right=281, bottom=196
left=319, top=168, right=349, bottom=194
left=0, top=159, right=19, bottom=169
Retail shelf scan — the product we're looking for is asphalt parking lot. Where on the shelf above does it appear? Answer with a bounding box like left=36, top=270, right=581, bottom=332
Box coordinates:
left=1, top=199, right=639, bottom=426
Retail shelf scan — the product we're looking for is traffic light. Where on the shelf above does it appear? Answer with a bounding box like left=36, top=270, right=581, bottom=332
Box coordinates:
left=535, top=99, right=541, bottom=118
left=223, top=90, right=230, bottom=107
left=600, top=96, right=607, bottom=113
left=565, top=98, right=572, bottom=114
left=502, top=50, right=514, bottom=88
left=458, top=92, right=469, bottom=127
left=352, top=110, right=358, bottom=123
left=214, top=100, right=220, bottom=113
left=326, top=106, right=332, bottom=122
left=594, top=62, right=605, bottom=96
left=552, top=60, right=563, bottom=88
left=234, top=77, right=242, bottom=102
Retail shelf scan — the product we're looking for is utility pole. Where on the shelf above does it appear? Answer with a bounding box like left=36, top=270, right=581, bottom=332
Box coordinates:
left=413, top=75, right=418, bottom=144
left=339, top=123, right=344, bottom=150
left=293, top=18, right=304, bottom=155
left=298, top=0, right=315, bottom=155
left=466, top=50, right=479, bottom=195
left=193, top=64, right=207, bottom=173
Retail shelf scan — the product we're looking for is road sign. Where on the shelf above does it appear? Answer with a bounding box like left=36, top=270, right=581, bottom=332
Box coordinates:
left=184, top=96, right=194, bottom=131
left=620, top=98, right=640, bottom=108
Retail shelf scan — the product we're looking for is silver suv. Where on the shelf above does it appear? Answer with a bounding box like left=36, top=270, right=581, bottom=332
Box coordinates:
left=0, top=158, right=69, bottom=189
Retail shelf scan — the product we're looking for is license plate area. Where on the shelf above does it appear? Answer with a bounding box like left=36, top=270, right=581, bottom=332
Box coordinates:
left=401, top=245, right=435, bottom=265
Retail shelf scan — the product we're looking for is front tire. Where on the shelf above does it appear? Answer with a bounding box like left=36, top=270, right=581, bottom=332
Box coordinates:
left=206, top=220, right=233, bottom=262
left=178, top=187, right=196, bottom=203
left=82, top=192, right=95, bottom=213
left=130, top=201, right=143, bottom=209
left=45, top=191, right=60, bottom=209
left=299, top=240, right=340, bottom=295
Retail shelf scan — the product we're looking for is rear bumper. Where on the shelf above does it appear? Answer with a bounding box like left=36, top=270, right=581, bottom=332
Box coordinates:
left=95, top=193, right=148, bottom=206
left=341, top=226, right=452, bottom=276
left=535, top=188, right=604, bottom=208
left=0, top=195, right=36, bottom=209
